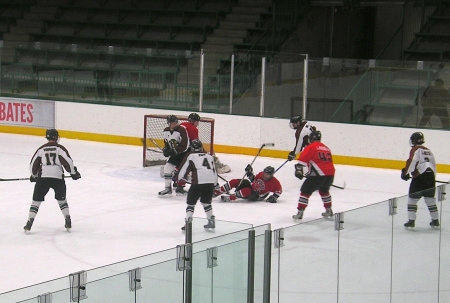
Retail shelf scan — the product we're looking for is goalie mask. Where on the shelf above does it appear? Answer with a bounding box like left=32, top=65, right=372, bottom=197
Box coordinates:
left=262, top=166, right=275, bottom=180
left=190, top=139, right=203, bottom=152
left=409, top=132, right=424, bottom=147
left=166, top=115, right=178, bottom=124
left=289, top=115, right=302, bottom=129
left=45, top=128, right=59, bottom=142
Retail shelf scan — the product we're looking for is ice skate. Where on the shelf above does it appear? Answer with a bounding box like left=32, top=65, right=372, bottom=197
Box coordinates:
left=23, top=218, right=34, bottom=234
left=65, top=215, right=72, bottom=231
left=175, top=186, right=188, bottom=196
left=321, top=208, right=334, bottom=218
left=292, top=210, right=304, bottom=221
left=430, top=219, right=440, bottom=228
left=204, top=216, right=215, bottom=231
left=158, top=186, right=172, bottom=196
left=220, top=194, right=236, bottom=202
left=404, top=220, right=415, bottom=228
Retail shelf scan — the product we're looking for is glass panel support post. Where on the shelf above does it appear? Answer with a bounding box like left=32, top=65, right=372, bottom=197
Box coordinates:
left=176, top=244, right=192, bottom=271
left=437, top=184, right=446, bottom=202
left=334, top=213, right=344, bottom=231
left=206, top=247, right=218, bottom=268
left=274, top=228, right=285, bottom=248
left=128, top=267, right=142, bottom=291
left=69, top=270, right=88, bottom=302
left=389, top=198, right=398, bottom=216
left=38, top=292, right=52, bottom=303
left=247, top=229, right=255, bottom=303
left=263, top=230, right=272, bottom=303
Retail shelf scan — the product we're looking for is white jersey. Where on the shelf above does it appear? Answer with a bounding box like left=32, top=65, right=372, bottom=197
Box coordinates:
left=162, top=124, right=189, bottom=154
left=30, top=142, right=76, bottom=179
left=405, top=145, right=436, bottom=176
left=293, top=120, right=314, bottom=154
left=178, top=152, right=218, bottom=185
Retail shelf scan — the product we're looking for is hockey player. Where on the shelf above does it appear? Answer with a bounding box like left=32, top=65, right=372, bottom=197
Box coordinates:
left=177, top=139, right=218, bottom=231
left=216, top=166, right=282, bottom=203
left=181, top=112, right=230, bottom=174
left=292, top=130, right=335, bottom=220
left=159, top=115, right=190, bottom=196
left=401, top=132, right=439, bottom=228
left=24, top=128, right=81, bottom=233
left=288, top=115, right=315, bottom=161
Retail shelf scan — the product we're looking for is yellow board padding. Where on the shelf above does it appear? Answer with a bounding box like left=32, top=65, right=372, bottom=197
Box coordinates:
left=1, top=125, right=449, bottom=173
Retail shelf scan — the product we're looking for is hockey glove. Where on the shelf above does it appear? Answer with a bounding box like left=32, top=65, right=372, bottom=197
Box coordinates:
left=162, top=147, right=170, bottom=157
left=266, top=194, right=279, bottom=203
left=71, top=166, right=81, bottom=180
left=401, top=171, right=410, bottom=181
left=30, top=175, right=38, bottom=182
left=177, top=178, right=187, bottom=187
left=245, top=164, right=254, bottom=178
left=294, top=163, right=304, bottom=180
left=288, top=151, right=296, bottom=161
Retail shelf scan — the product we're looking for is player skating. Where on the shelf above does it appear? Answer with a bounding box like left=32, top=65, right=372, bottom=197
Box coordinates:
left=215, top=165, right=282, bottom=203
left=401, top=132, right=439, bottom=228
left=24, top=129, right=81, bottom=234
left=177, top=140, right=218, bottom=231
left=287, top=115, right=315, bottom=161
left=159, top=115, right=190, bottom=196
left=292, top=130, right=335, bottom=220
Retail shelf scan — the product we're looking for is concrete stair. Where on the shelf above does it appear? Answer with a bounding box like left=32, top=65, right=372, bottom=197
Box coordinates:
left=177, top=0, right=272, bottom=88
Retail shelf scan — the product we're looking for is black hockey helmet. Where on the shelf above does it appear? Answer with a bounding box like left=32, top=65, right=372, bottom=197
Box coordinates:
left=166, top=115, right=178, bottom=124
left=410, top=132, right=424, bottom=146
left=263, top=166, right=275, bottom=180
left=289, top=115, right=302, bottom=129
left=188, top=113, right=201, bottom=122
left=190, top=139, right=203, bottom=152
left=45, top=128, right=59, bottom=142
left=309, top=130, right=322, bottom=143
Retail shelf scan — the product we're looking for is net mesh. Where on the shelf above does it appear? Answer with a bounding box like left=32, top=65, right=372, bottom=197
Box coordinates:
left=143, top=114, right=215, bottom=167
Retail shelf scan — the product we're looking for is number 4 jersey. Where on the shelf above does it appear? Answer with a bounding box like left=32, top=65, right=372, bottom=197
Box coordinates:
left=298, top=141, right=335, bottom=176
left=30, top=142, right=76, bottom=179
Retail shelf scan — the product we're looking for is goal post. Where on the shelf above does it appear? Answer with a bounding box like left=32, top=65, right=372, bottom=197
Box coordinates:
left=143, top=114, right=215, bottom=167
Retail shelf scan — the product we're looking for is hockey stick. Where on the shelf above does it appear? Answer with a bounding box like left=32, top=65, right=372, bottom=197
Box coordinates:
left=274, top=160, right=289, bottom=173
left=237, top=142, right=275, bottom=188
left=436, top=180, right=449, bottom=184
left=218, top=174, right=228, bottom=183
left=331, top=181, right=346, bottom=190
left=0, top=175, right=72, bottom=181
left=146, top=147, right=163, bottom=153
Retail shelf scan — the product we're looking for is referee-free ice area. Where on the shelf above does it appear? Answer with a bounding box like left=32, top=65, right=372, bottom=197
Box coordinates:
left=0, top=132, right=448, bottom=300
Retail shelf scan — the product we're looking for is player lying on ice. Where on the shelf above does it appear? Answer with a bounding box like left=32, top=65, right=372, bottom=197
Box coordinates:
left=214, top=165, right=282, bottom=203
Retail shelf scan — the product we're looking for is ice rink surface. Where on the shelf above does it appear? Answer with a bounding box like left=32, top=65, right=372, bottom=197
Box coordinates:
left=0, top=132, right=448, bottom=297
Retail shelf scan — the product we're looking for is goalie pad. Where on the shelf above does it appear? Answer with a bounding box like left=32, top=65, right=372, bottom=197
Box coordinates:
left=214, top=156, right=231, bottom=174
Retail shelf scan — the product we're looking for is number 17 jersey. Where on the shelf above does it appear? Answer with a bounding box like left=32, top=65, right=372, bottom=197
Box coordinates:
left=298, top=141, right=335, bottom=176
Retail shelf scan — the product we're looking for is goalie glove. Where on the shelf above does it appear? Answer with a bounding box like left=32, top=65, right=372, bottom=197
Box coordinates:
left=294, top=163, right=305, bottom=180
left=287, top=151, right=296, bottom=161
left=71, top=166, right=81, bottom=180
left=266, top=194, right=279, bottom=203
left=401, top=168, right=410, bottom=181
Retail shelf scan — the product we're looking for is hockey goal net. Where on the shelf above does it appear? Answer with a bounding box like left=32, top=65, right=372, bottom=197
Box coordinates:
left=143, top=114, right=215, bottom=167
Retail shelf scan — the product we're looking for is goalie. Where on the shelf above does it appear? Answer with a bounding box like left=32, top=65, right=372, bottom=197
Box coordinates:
left=214, top=165, right=282, bottom=203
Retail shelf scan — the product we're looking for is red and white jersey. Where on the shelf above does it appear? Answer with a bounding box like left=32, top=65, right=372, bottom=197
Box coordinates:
left=404, top=145, right=436, bottom=177
left=30, top=141, right=76, bottom=179
left=251, top=172, right=282, bottom=197
left=178, top=152, right=218, bottom=185
left=298, top=141, right=335, bottom=176
left=180, top=121, right=199, bottom=141
left=162, top=124, right=189, bottom=154
left=293, top=120, right=314, bottom=154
